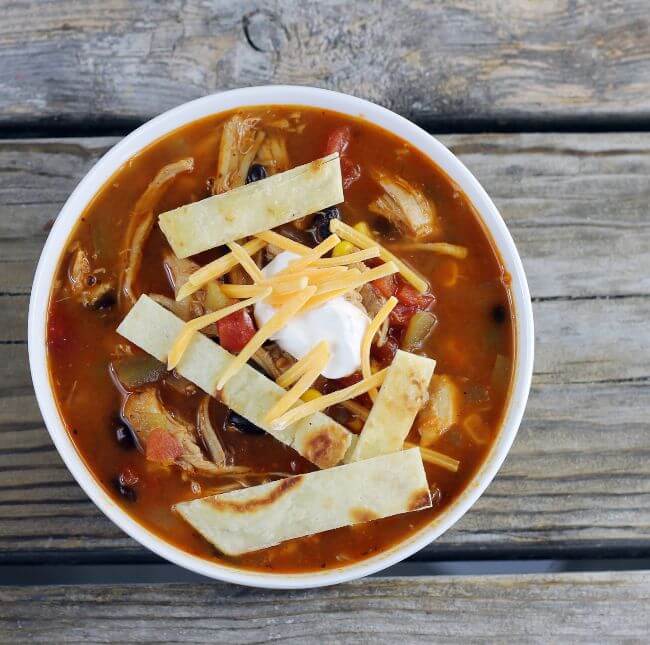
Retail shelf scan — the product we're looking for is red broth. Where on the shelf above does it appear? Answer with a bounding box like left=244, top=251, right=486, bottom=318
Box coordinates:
left=47, top=106, right=514, bottom=573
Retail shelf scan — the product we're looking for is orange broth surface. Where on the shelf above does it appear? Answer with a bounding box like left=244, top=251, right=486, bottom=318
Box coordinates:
left=47, top=106, right=514, bottom=573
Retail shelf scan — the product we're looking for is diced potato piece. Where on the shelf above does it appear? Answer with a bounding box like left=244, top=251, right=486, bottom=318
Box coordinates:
left=416, top=374, right=461, bottom=446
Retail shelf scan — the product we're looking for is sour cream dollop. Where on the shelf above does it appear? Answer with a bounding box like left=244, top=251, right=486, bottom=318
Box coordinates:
left=253, top=251, right=370, bottom=379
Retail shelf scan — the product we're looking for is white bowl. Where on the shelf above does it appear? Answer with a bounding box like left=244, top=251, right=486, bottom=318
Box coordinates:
left=29, top=86, right=534, bottom=589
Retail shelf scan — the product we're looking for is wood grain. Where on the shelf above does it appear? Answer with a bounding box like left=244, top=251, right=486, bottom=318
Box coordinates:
left=1, top=133, right=649, bottom=563
left=2, top=572, right=650, bottom=642
left=1, top=1, right=649, bottom=129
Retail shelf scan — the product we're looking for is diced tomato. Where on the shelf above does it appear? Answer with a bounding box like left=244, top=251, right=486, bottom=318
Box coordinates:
left=341, top=157, right=361, bottom=189
left=217, top=308, right=256, bottom=353
left=371, top=336, right=399, bottom=366
left=365, top=257, right=383, bottom=269
left=372, top=275, right=396, bottom=298
left=325, top=371, right=372, bottom=408
left=395, top=279, right=435, bottom=310
left=325, top=127, right=360, bottom=189
left=389, top=303, right=418, bottom=327
left=325, top=126, right=351, bottom=156
left=145, top=428, right=182, bottom=465
left=333, top=372, right=362, bottom=390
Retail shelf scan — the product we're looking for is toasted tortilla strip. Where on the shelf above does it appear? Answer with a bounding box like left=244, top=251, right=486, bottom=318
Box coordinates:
left=117, top=296, right=352, bottom=468
left=175, top=448, right=431, bottom=555
left=347, top=350, right=435, bottom=462
left=159, top=153, right=344, bottom=258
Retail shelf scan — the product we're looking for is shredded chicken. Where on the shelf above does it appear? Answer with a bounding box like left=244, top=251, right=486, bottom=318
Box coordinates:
left=212, top=115, right=265, bottom=194
left=123, top=386, right=221, bottom=475
left=344, top=288, right=367, bottom=314
left=163, top=252, right=205, bottom=318
left=196, top=396, right=226, bottom=467
left=149, top=294, right=192, bottom=321
left=369, top=170, right=441, bottom=240
left=227, top=263, right=253, bottom=286
left=160, top=252, right=219, bottom=335
left=68, top=248, right=91, bottom=294
left=120, top=158, right=194, bottom=308
left=252, top=343, right=296, bottom=379
left=255, top=133, right=290, bottom=175
left=267, top=112, right=305, bottom=134
left=358, top=283, right=389, bottom=345
left=264, top=243, right=284, bottom=261
left=68, top=248, right=116, bottom=309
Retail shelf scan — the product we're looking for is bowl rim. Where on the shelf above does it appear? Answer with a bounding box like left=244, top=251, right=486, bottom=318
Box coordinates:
left=28, top=85, right=534, bottom=589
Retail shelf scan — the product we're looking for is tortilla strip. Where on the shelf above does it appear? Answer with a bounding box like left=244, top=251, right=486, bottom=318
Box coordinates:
left=174, top=448, right=431, bottom=555
left=347, top=350, right=435, bottom=462
left=159, top=153, right=344, bottom=258
left=117, top=296, right=353, bottom=469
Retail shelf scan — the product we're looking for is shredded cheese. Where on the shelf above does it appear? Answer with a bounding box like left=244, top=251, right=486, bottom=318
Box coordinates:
left=315, top=246, right=381, bottom=267
left=255, top=230, right=311, bottom=256
left=314, top=262, right=398, bottom=297
left=404, top=441, right=460, bottom=472
left=219, top=284, right=271, bottom=299
left=167, top=289, right=271, bottom=369
left=389, top=242, right=468, bottom=259
left=266, top=268, right=360, bottom=308
left=361, top=296, right=398, bottom=401
left=276, top=340, right=330, bottom=388
left=293, top=262, right=396, bottom=312
left=265, top=342, right=329, bottom=423
left=227, top=241, right=265, bottom=283
left=271, top=275, right=309, bottom=295
left=176, top=238, right=267, bottom=301
left=301, top=286, right=356, bottom=312
left=265, top=266, right=348, bottom=286
left=216, top=286, right=317, bottom=390
left=270, top=368, right=388, bottom=431
left=330, top=219, right=428, bottom=293
left=276, top=234, right=341, bottom=276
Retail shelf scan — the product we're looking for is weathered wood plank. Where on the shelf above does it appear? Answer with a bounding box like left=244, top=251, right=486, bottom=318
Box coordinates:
left=2, top=572, right=649, bottom=642
left=2, top=134, right=649, bottom=298
left=1, top=1, right=649, bottom=128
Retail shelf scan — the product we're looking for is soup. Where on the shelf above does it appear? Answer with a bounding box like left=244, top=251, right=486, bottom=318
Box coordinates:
left=47, top=106, right=514, bottom=573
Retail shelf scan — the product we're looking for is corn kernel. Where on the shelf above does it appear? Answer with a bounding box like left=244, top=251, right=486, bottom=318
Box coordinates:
left=332, top=240, right=357, bottom=257
left=301, top=388, right=322, bottom=402
left=354, top=222, right=372, bottom=237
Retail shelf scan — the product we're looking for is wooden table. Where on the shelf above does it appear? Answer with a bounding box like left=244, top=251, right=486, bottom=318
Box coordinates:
left=1, top=1, right=649, bottom=641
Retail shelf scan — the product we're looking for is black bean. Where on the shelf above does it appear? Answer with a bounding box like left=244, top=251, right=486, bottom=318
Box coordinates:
left=226, top=410, right=265, bottom=435
left=492, top=304, right=507, bottom=324
left=113, top=477, right=137, bottom=502
left=246, top=164, right=267, bottom=184
left=114, top=422, right=135, bottom=449
left=310, top=206, right=341, bottom=243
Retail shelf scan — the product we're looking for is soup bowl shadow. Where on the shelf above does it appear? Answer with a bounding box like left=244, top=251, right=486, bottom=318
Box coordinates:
left=29, top=86, right=534, bottom=589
